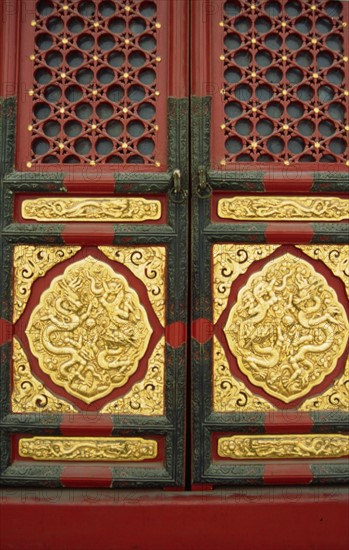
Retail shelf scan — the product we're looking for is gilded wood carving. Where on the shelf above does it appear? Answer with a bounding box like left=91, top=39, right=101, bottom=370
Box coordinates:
left=218, top=434, right=349, bottom=460
left=224, top=253, right=349, bottom=403
left=13, top=246, right=81, bottom=322
left=19, top=437, right=158, bottom=461
left=100, top=246, right=166, bottom=326
left=218, top=196, right=349, bottom=221
left=101, top=337, right=164, bottom=415
left=213, top=337, right=275, bottom=412
left=213, top=244, right=279, bottom=324
left=11, top=337, right=77, bottom=413
left=26, top=256, right=152, bottom=404
left=22, top=197, right=162, bottom=222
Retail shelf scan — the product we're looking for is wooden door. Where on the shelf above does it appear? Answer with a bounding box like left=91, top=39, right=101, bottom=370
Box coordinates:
left=191, top=0, right=349, bottom=486
left=0, top=0, right=348, bottom=491
left=0, top=0, right=189, bottom=488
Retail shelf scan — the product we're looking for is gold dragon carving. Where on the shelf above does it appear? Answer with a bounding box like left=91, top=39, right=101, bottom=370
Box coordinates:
left=19, top=436, right=158, bottom=461
left=11, top=337, right=77, bottom=413
left=21, top=197, right=161, bottom=222
left=26, top=256, right=152, bottom=404
left=101, top=337, right=164, bottom=415
left=13, top=246, right=81, bottom=322
left=213, top=337, right=275, bottom=412
left=218, top=196, right=349, bottom=221
left=224, top=253, right=349, bottom=403
left=100, top=246, right=166, bottom=326
left=213, top=244, right=279, bottom=324
left=217, top=434, right=349, bottom=460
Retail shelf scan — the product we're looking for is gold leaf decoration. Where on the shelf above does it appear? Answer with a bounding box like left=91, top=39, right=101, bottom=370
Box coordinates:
left=22, top=197, right=161, bottom=222
left=11, top=337, right=77, bottom=413
left=26, top=256, right=152, bottom=404
left=218, top=196, right=349, bottom=221
left=218, top=434, right=349, bottom=460
left=101, top=337, right=164, bottom=415
left=213, top=244, right=279, bottom=324
left=19, top=436, right=158, bottom=461
left=300, top=357, right=349, bottom=411
left=13, top=245, right=80, bottom=322
left=224, top=253, right=349, bottom=403
left=297, top=245, right=349, bottom=299
left=213, top=337, right=275, bottom=412
left=100, top=246, right=166, bottom=326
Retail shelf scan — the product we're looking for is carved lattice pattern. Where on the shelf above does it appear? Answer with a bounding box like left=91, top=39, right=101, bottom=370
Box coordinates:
left=28, top=0, right=161, bottom=165
left=222, top=0, right=349, bottom=164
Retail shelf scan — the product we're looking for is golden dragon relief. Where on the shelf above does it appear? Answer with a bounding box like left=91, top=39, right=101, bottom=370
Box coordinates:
left=213, top=244, right=279, bottom=324
left=213, top=337, right=275, bottom=412
left=19, top=437, right=158, bottom=461
left=26, top=256, right=152, bottom=404
left=21, top=197, right=161, bottom=222
left=13, top=246, right=81, bottom=322
left=224, top=253, right=349, bottom=403
left=218, top=434, right=349, bottom=460
left=11, top=337, right=77, bottom=413
left=218, top=196, right=349, bottom=221
left=100, top=246, right=166, bottom=326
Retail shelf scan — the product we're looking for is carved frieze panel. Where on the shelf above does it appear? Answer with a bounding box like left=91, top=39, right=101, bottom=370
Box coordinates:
left=11, top=244, right=166, bottom=414
left=19, top=436, right=158, bottom=461
left=217, top=434, right=349, bottom=460
left=213, top=244, right=349, bottom=411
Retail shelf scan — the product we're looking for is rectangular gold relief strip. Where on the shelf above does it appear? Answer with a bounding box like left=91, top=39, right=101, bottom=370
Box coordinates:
left=217, top=196, right=349, bottom=221
left=19, top=437, right=158, bottom=461
left=21, top=197, right=162, bottom=222
left=217, top=434, right=349, bottom=460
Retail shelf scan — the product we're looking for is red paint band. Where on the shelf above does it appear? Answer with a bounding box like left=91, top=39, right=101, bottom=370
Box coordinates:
left=264, top=412, right=314, bottom=434
left=165, top=322, right=187, bottom=348
left=265, top=223, right=314, bottom=244
left=264, top=174, right=314, bottom=193
left=0, top=319, right=13, bottom=345
left=61, top=466, right=113, bottom=488
left=65, top=177, right=115, bottom=194
left=62, top=224, right=115, bottom=245
left=61, top=414, right=114, bottom=437
left=192, top=318, right=213, bottom=344
left=263, top=464, right=313, bottom=485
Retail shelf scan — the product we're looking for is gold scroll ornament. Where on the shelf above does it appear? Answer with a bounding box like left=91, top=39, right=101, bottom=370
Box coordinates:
left=13, top=246, right=81, bottom=322
left=101, top=337, right=164, bottom=415
left=26, top=256, right=152, bottom=404
left=100, top=246, right=166, bottom=326
left=213, top=337, right=275, bottom=412
left=213, top=244, right=279, bottom=324
left=218, top=434, right=349, bottom=460
left=218, top=196, right=349, bottom=221
left=21, top=197, right=161, bottom=222
left=11, top=337, right=77, bottom=413
left=19, top=437, right=158, bottom=461
left=224, top=253, right=349, bottom=403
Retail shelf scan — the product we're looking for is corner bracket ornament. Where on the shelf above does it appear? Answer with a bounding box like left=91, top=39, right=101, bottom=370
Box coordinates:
left=26, top=256, right=152, bottom=404
left=19, top=437, right=158, bottom=461
left=224, top=253, right=349, bottom=403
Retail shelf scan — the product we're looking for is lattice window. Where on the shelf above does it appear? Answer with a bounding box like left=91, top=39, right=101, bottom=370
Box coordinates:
left=221, top=0, right=349, bottom=165
left=28, top=0, right=161, bottom=166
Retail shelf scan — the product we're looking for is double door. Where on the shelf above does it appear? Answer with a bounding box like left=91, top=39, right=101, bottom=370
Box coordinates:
left=0, top=0, right=348, bottom=489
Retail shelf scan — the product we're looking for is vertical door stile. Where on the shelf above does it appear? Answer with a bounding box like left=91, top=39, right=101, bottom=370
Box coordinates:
left=0, top=0, right=189, bottom=489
